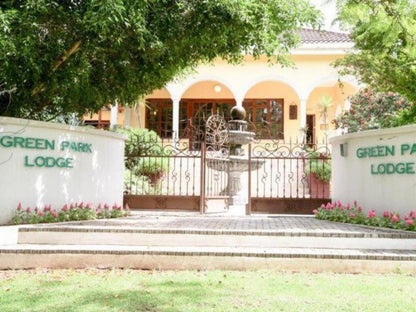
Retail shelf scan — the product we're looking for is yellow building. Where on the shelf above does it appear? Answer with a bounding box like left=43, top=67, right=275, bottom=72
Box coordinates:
left=85, top=29, right=358, bottom=146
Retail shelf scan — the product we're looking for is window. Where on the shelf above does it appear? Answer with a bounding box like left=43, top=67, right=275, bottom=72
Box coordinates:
left=179, top=100, right=235, bottom=138
left=243, top=99, right=284, bottom=139
left=83, top=107, right=111, bottom=129
left=146, top=99, right=173, bottom=138
left=83, top=120, right=110, bottom=130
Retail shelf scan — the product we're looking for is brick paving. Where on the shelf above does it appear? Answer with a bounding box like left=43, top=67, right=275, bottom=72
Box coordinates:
left=46, top=211, right=416, bottom=238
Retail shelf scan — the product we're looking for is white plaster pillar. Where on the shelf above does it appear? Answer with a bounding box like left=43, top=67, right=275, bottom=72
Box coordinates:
left=123, top=106, right=131, bottom=128
left=299, top=98, right=307, bottom=130
left=172, top=98, right=180, bottom=142
left=298, top=98, right=307, bottom=143
left=110, top=102, right=118, bottom=130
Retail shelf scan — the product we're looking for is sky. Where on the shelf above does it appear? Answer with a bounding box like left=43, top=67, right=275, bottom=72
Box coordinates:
left=309, top=0, right=341, bottom=32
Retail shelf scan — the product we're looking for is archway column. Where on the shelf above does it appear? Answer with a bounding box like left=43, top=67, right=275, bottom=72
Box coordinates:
left=110, top=102, right=118, bottom=130
left=172, top=98, right=180, bottom=142
left=299, top=98, right=307, bottom=143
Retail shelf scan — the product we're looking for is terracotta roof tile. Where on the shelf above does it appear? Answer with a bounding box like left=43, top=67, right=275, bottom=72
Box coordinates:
left=299, top=28, right=351, bottom=44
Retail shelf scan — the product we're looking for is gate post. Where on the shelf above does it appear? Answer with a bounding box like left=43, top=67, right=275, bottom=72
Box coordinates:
left=247, top=143, right=252, bottom=215
left=199, top=142, right=206, bottom=214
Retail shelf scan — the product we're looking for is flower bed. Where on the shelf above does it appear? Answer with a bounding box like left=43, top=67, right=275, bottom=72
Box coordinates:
left=12, top=202, right=130, bottom=225
left=313, top=201, right=415, bottom=231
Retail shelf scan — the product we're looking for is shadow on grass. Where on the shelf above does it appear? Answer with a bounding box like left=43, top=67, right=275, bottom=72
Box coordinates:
left=0, top=278, right=220, bottom=312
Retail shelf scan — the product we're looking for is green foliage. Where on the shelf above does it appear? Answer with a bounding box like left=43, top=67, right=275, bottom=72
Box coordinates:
left=335, top=0, right=416, bottom=124
left=315, top=201, right=416, bottom=231
left=304, top=150, right=331, bottom=182
left=11, top=202, right=130, bottom=225
left=393, top=103, right=416, bottom=126
left=0, top=0, right=320, bottom=120
left=334, top=89, right=412, bottom=132
left=119, top=128, right=170, bottom=192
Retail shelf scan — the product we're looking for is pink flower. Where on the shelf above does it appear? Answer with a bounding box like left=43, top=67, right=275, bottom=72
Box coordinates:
left=104, top=204, right=110, bottom=210
left=321, top=204, right=325, bottom=209
left=112, top=203, right=118, bottom=210
left=391, top=215, right=399, bottom=223
left=97, top=203, right=102, bottom=210
left=125, top=204, right=130, bottom=211
left=383, top=211, right=390, bottom=218
left=51, top=210, right=59, bottom=218
left=86, top=203, right=92, bottom=209
left=79, top=202, right=84, bottom=209
left=367, top=210, right=376, bottom=219
left=62, top=204, right=69, bottom=212
left=326, top=203, right=334, bottom=210
left=357, top=206, right=362, bottom=213
left=404, top=214, right=409, bottom=221
left=354, top=200, right=358, bottom=206
left=70, top=203, right=75, bottom=210
left=349, top=213, right=356, bottom=218
left=346, top=203, right=351, bottom=210
left=44, top=205, right=51, bottom=212
left=17, top=203, right=22, bottom=211
left=405, top=219, right=414, bottom=226
left=34, top=207, right=38, bottom=213
left=25, top=207, right=31, bottom=214
left=410, top=210, right=416, bottom=219
left=37, top=211, right=44, bottom=216
left=96, top=208, right=102, bottom=214
left=313, top=209, right=319, bottom=215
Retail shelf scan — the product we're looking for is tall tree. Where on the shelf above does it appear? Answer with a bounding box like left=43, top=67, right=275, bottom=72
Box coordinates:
left=335, top=0, right=416, bottom=108
left=0, top=0, right=319, bottom=120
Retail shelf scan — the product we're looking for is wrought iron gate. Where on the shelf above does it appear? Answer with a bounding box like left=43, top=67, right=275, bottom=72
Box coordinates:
left=123, top=123, right=331, bottom=214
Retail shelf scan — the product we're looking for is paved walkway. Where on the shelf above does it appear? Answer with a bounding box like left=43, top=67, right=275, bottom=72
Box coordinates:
left=30, top=210, right=416, bottom=238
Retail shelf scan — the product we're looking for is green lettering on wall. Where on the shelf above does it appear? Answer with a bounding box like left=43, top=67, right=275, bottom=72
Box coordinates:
left=370, top=162, right=416, bottom=175
left=357, top=145, right=395, bottom=158
left=24, top=155, right=74, bottom=168
left=0, top=136, right=55, bottom=150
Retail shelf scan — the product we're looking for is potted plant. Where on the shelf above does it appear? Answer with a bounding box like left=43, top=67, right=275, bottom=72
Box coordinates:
left=304, top=150, right=331, bottom=198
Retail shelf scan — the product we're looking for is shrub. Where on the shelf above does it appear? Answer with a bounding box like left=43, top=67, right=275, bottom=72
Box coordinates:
left=304, top=150, right=331, bottom=182
left=334, top=89, right=412, bottom=133
left=118, top=128, right=170, bottom=191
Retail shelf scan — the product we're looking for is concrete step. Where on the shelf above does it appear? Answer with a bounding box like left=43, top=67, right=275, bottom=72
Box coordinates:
left=17, top=225, right=416, bottom=250
left=1, top=244, right=416, bottom=272
left=0, top=222, right=414, bottom=272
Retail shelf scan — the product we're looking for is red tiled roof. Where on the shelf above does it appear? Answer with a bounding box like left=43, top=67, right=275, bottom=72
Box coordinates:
left=299, top=28, right=351, bottom=44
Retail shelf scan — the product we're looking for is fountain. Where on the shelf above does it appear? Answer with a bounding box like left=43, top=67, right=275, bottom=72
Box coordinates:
left=206, top=106, right=265, bottom=215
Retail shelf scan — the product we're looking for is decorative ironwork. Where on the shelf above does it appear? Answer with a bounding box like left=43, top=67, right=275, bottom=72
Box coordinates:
left=124, top=113, right=331, bottom=212
left=205, top=114, right=229, bottom=153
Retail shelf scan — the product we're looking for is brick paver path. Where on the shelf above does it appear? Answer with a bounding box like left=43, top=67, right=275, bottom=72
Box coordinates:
left=61, top=212, right=416, bottom=238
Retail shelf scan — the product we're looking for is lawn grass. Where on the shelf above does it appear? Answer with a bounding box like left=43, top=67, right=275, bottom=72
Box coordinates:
left=0, top=269, right=415, bottom=312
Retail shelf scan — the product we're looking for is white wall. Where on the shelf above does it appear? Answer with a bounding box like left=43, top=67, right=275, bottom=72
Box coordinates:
left=0, top=117, right=125, bottom=224
left=330, top=125, right=416, bottom=215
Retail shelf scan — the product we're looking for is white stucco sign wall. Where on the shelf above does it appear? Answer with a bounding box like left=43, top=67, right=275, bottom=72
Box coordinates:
left=0, top=117, right=125, bottom=224
left=330, top=125, right=416, bottom=215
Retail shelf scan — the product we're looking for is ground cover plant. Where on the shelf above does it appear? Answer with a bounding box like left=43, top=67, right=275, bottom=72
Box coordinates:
left=11, top=202, right=130, bottom=225
left=314, top=201, right=416, bottom=231
left=0, top=269, right=415, bottom=312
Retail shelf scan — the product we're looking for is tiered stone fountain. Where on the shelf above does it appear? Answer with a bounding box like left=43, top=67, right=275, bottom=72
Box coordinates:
left=207, top=106, right=264, bottom=215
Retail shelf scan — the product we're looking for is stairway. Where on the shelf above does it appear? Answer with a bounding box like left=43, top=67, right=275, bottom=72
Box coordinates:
left=1, top=214, right=416, bottom=272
